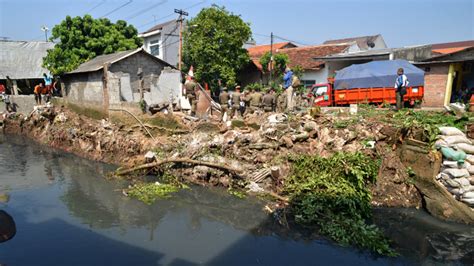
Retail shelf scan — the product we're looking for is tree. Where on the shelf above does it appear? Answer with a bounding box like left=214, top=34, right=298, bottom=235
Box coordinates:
left=182, top=6, right=251, bottom=90
left=43, top=15, right=142, bottom=75
left=259, top=51, right=289, bottom=81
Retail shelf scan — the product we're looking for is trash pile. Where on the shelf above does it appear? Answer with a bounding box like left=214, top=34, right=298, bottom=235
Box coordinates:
left=436, top=126, right=474, bottom=208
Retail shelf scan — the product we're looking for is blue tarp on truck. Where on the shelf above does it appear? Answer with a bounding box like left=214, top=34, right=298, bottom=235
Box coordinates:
left=334, top=59, right=425, bottom=90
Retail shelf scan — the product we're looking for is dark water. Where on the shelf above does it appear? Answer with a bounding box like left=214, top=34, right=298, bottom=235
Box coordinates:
left=0, top=135, right=473, bottom=266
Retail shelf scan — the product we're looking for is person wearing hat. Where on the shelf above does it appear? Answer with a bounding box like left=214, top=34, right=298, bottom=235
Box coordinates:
left=185, top=75, right=198, bottom=116
left=230, top=85, right=241, bottom=118
left=262, top=88, right=276, bottom=112
left=394, top=68, right=409, bottom=110
left=249, top=87, right=263, bottom=113
left=219, top=86, right=230, bottom=121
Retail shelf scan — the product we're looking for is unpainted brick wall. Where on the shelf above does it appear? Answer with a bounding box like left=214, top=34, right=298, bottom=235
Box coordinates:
left=423, top=64, right=449, bottom=107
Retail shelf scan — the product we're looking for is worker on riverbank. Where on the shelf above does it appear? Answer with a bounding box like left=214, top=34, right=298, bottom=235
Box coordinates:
left=230, top=85, right=241, bottom=118
left=249, top=88, right=263, bottom=113
left=394, top=68, right=409, bottom=111
left=34, top=83, right=44, bottom=105
left=185, top=76, right=198, bottom=116
left=219, top=87, right=230, bottom=120
left=262, top=88, right=276, bottom=112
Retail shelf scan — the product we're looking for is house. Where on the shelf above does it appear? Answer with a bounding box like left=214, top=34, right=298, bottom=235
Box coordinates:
left=414, top=45, right=474, bottom=107
left=431, top=40, right=474, bottom=55
left=0, top=40, right=55, bottom=95
left=61, top=48, right=179, bottom=115
left=323, top=34, right=387, bottom=51
left=138, top=20, right=180, bottom=67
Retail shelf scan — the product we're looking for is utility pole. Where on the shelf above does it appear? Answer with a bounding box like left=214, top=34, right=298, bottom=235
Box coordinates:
left=174, top=9, right=188, bottom=71
left=269, top=32, right=273, bottom=83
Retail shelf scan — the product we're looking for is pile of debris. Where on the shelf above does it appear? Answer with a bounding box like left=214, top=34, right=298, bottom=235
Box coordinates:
left=436, top=126, right=474, bottom=208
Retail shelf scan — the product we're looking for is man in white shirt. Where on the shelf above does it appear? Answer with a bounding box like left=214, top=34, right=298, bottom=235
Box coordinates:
left=395, top=68, right=409, bottom=110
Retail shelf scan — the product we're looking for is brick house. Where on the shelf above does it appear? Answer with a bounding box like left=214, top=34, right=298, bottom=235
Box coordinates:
left=416, top=44, right=474, bottom=107
left=138, top=20, right=180, bottom=67
left=61, top=48, right=176, bottom=115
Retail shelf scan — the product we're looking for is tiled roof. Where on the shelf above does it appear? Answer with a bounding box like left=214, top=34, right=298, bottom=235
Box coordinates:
left=431, top=40, right=474, bottom=54
left=278, top=44, right=351, bottom=70
left=247, top=42, right=297, bottom=59
left=323, top=34, right=381, bottom=50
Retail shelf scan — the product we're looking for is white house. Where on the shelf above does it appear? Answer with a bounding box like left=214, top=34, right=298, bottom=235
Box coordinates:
left=138, top=20, right=180, bottom=67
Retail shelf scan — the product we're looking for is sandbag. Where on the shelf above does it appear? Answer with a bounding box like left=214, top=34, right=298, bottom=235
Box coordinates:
left=462, top=191, right=474, bottom=199
left=466, top=155, right=474, bottom=165
left=439, top=126, right=465, bottom=136
left=447, top=187, right=463, bottom=196
left=455, top=143, right=474, bottom=154
left=442, top=168, right=470, bottom=178
left=460, top=198, right=474, bottom=206
left=468, top=166, right=474, bottom=175
left=442, top=160, right=471, bottom=169
left=469, top=176, right=474, bottom=185
left=435, top=139, right=449, bottom=149
left=440, top=147, right=466, bottom=163
left=444, top=178, right=462, bottom=188
left=441, top=135, right=472, bottom=145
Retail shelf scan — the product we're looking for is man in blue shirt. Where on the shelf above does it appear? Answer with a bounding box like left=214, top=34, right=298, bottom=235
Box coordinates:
left=283, top=67, right=294, bottom=111
left=394, top=68, right=409, bottom=110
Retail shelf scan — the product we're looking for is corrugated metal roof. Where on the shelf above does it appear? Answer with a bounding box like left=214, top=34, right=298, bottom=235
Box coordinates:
left=67, top=49, right=142, bottom=74
left=323, top=34, right=382, bottom=50
left=141, top=20, right=176, bottom=35
left=0, top=40, right=55, bottom=79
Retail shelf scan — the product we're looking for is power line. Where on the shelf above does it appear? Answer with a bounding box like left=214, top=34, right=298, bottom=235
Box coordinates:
left=137, top=0, right=206, bottom=30
left=124, top=0, right=167, bottom=21
left=100, top=0, right=133, bottom=18
left=85, top=0, right=106, bottom=14
left=254, top=32, right=311, bottom=46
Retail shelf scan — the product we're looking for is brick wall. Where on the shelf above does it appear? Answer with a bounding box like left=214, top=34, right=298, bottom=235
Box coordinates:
left=423, top=64, right=449, bottom=107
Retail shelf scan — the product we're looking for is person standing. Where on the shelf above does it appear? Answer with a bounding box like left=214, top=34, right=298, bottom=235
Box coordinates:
left=43, top=73, right=53, bottom=94
left=185, top=76, right=198, bottom=116
left=249, top=88, right=263, bottom=113
left=394, top=68, right=409, bottom=110
left=283, top=67, right=294, bottom=112
left=262, top=88, right=276, bottom=112
left=231, top=85, right=241, bottom=118
left=34, top=83, right=44, bottom=105
left=219, top=87, right=230, bottom=121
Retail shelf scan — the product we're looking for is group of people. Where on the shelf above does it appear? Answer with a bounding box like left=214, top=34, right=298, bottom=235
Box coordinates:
left=33, top=73, right=55, bottom=105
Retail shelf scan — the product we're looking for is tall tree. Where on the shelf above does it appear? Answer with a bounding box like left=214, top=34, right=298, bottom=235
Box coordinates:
left=43, top=15, right=142, bottom=75
left=182, top=6, right=251, bottom=90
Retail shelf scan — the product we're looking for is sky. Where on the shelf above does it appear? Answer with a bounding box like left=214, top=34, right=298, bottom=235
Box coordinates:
left=0, top=0, right=473, bottom=48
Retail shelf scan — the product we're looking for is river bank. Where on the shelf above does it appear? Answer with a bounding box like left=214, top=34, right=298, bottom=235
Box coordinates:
left=2, top=104, right=474, bottom=255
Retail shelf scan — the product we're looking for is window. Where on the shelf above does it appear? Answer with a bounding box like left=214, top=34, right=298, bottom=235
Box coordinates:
left=302, top=80, right=316, bottom=89
left=313, top=86, right=328, bottom=96
left=150, top=39, right=160, bottom=56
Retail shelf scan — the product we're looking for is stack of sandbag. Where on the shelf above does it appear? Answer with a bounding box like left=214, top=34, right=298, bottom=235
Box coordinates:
left=436, top=126, right=474, bottom=208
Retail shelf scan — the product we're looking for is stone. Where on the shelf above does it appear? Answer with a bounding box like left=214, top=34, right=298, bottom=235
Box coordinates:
left=144, top=151, right=157, bottom=162
left=280, top=135, right=293, bottom=148
left=247, top=181, right=265, bottom=193
left=303, top=121, right=317, bottom=132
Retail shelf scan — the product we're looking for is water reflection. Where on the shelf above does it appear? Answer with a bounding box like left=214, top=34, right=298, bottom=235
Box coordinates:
left=1, top=135, right=473, bottom=265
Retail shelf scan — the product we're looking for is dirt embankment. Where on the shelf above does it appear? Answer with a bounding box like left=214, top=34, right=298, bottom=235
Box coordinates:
left=1, top=106, right=422, bottom=208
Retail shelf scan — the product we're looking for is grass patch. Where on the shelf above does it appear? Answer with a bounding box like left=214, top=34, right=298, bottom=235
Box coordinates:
left=143, top=114, right=182, bottom=130
left=284, top=152, right=396, bottom=256
left=67, top=103, right=106, bottom=120
left=127, top=181, right=189, bottom=205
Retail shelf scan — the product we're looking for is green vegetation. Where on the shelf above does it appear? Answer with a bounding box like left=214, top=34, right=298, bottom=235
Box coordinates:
left=183, top=6, right=251, bottom=90
left=245, top=82, right=264, bottom=92
left=143, top=115, right=183, bottom=130
left=67, top=103, right=106, bottom=120
left=127, top=182, right=180, bottom=204
left=44, top=15, right=142, bottom=75
left=284, top=152, right=396, bottom=256
left=259, top=52, right=289, bottom=81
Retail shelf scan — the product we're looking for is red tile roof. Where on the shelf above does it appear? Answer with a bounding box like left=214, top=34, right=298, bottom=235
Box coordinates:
left=278, top=44, right=350, bottom=70
left=431, top=40, right=474, bottom=54
left=247, top=42, right=297, bottom=59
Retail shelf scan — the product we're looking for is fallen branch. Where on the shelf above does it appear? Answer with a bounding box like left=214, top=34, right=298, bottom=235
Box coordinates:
left=109, top=108, right=156, bottom=141
left=116, top=158, right=244, bottom=176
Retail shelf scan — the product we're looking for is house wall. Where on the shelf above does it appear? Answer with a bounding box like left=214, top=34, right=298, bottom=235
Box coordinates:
left=373, top=36, right=387, bottom=49
left=161, top=22, right=179, bottom=67
left=109, top=52, right=166, bottom=94
left=422, top=64, right=449, bottom=107
left=302, top=68, right=329, bottom=86
left=63, top=71, right=104, bottom=109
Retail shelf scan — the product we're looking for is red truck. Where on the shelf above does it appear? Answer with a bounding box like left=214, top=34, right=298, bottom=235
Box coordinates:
left=311, top=60, right=425, bottom=107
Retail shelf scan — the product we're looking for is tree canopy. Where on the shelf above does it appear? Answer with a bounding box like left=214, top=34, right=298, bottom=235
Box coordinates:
left=182, top=6, right=251, bottom=90
left=43, top=15, right=142, bottom=75
left=259, top=51, right=289, bottom=79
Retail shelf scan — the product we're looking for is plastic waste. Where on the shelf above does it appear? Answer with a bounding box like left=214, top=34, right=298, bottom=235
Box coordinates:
left=440, top=147, right=466, bottom=163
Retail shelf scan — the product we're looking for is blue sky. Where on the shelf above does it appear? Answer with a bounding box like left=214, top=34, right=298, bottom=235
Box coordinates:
left=0, top=0, right=473, bottom=47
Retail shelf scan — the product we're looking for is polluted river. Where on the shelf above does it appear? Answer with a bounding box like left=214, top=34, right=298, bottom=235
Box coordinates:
left=1, top=135, right=473, bottom=265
